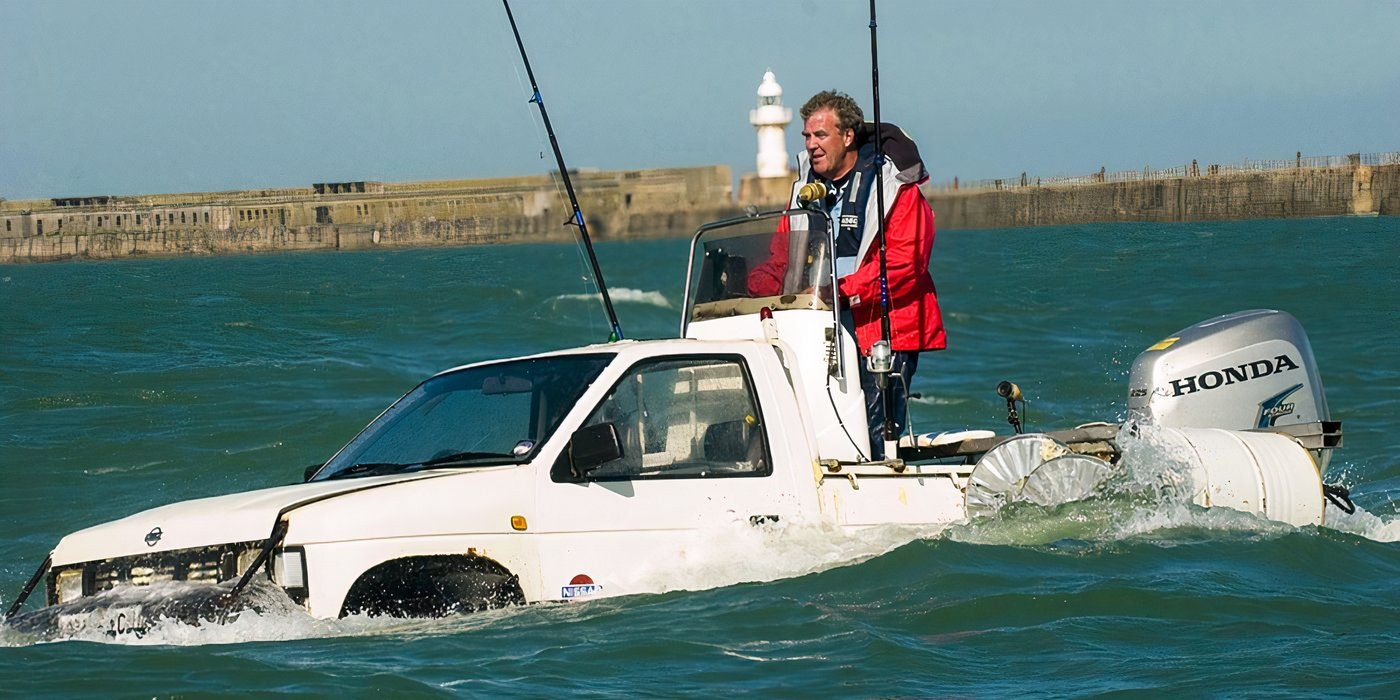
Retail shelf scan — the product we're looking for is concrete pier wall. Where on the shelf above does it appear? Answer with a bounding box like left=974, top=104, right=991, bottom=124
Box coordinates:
left=3, top=157, right=1397, bottom=264
left=0, top=208, right=745, bottom=264
left=0, top=166, right=738, bottom=264
left=926, top=163, right=1400, bottom=230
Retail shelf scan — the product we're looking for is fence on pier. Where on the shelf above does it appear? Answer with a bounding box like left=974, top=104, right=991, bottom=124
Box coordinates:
left=930, top=151, right=1400, bottom=193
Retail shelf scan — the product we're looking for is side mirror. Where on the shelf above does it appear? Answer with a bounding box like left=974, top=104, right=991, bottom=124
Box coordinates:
left=565, top=422, right=623, bottom=478
left=303, top=463, right=324, bottom=482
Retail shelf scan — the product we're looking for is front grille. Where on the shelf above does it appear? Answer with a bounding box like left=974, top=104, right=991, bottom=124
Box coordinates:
left=48, top=541, right=263, bottom=605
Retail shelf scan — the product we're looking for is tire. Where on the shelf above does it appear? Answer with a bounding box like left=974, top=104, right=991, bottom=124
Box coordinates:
left=340, top=555, right=525, bottom=618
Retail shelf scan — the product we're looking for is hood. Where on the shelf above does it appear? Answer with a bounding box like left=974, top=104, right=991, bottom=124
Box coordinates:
left=50, top=472, right=455, bottom=566
left=853, top=121, right=927, bottom=185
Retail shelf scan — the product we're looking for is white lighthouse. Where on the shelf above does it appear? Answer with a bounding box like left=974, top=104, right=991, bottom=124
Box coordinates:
left=749, top=70, right=792, bottom=178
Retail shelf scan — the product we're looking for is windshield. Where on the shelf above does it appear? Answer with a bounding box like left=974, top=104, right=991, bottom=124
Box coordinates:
left=684, top=210, right=834, bottom=326
left=315, top=354, right=614, bottom=480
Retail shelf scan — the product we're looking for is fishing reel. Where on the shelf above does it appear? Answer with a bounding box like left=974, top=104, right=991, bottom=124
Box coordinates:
left=996, top=380, right=1026, bottom=434
left=868, top=340, right=893, bottom=389
left=867, top=339, right=903, bottom=452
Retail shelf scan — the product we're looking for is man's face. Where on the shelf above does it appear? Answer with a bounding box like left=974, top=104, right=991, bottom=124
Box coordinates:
left=803, top=108, right=857, bottom=181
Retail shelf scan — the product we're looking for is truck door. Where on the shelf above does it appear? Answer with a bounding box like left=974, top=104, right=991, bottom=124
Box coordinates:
left=533, top=354, right=796, bottom=600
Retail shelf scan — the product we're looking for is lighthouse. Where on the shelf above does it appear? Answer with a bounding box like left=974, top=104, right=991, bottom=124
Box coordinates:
left=739, top=70, right=795, bottom=206
left=749, top=70, right=792, bottom=178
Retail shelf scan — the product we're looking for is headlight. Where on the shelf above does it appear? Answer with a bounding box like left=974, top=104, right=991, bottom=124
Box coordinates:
left=55, top=568, right=83, bottom=604
left=273, top=548, right=306, bottom=590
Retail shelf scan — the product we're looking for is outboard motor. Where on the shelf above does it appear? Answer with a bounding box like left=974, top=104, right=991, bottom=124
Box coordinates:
left=1126, top=310, right=1337, bottom=526
left=1128, top=310, right=1329, bottom=453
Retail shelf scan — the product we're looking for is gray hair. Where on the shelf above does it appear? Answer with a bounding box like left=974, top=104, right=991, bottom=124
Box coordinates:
left=800, top=90, right=864, bottom=132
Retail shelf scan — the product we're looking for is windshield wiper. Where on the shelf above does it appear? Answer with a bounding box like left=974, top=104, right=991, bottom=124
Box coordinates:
left=324, top=452, right=518, bottom=481
left=324, top=462, right=411, bottom=480
left=419, top=450, right=518, bottom=467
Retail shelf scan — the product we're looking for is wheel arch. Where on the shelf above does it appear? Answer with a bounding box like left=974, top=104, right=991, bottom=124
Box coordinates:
left=338, top=553, right=526, bottom=618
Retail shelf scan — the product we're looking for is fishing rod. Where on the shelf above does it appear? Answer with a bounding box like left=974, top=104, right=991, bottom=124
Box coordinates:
left=502, top=0, right=624, bottom=342
left=867, top=0, right=897, bottom=448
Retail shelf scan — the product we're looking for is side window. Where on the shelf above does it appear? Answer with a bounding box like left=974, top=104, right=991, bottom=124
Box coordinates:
left=578, top=357, right=770, bottom=480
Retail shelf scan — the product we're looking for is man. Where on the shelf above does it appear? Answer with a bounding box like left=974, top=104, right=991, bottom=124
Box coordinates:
left=749, top=90, right=945, bottom=460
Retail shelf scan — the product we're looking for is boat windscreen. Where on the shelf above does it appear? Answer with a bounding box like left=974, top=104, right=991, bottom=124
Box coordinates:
left=685, top=210, right=835, bottom=324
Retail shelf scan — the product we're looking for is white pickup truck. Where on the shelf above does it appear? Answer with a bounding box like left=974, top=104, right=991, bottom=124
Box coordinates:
left=3, top=211, right=1343, bottom=633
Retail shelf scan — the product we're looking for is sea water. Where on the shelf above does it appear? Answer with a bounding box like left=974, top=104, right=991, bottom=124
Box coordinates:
left=1, top=217, right=1396, bottom=695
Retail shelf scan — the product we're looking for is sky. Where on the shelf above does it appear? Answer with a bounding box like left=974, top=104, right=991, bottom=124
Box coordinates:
left=1, top=0, right=1398, bottom=200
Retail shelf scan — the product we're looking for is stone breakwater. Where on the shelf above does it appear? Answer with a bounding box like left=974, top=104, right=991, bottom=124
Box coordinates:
left=0, top=166, right=741, bottom=264
left=3, top=157, right=1398, bottom=263
left=926, top=158, right=1400, bottom=229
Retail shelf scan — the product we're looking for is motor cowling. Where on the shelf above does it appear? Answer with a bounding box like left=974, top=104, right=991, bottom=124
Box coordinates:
left=1128, top=309, right=1329, bottom=436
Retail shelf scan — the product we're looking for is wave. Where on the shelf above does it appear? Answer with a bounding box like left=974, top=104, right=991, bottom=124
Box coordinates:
left=549, top=287, right=671, bottom=309
left=949, top=486, right=1399, bottom=551
left=908, top=395, right=969, bottom=406
left=951, top=423, right=1400, bottom=545
left=84, top=460, right=167, bottom=476
left=0, top=519, right=935, bottom=648
left=7, top=500, right=1394, bottom=648
left=610, top=519, right=948, bottom=596
left=1316, top=504, right=1400, bottom=542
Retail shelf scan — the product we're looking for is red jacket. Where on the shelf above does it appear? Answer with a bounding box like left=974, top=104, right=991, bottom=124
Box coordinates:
left=748, top=182, right=945, bottom=354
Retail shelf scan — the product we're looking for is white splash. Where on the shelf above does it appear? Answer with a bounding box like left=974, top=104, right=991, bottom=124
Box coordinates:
left=0, top=580, right=525, bottom=648
left=611, top=518, right=948, bottom=595
left=953, top=421, right=1399, bottom=545
left=1321, top=502, right=1400, bottom=542
left=908, top=395, right=969, bottom=406
left=85, top=460, right=168, bottom=476
left=549, top=287, right=671, bottom=309
left=0, top=519, right=937, bottom=648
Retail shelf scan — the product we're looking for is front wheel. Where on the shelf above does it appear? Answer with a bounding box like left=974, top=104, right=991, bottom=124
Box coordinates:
left=339, top=555, right=525, bottom=618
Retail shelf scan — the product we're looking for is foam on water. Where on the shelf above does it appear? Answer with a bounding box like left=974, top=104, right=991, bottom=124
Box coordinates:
left=2, top=603, right=446, bottom=649
left=1321, top=503, right=1400, bottom=542
left=953, top=421, right=1400, bottom=545
left=0, top=579, right=497, bottom=648
left=0, top=519, right=939, bottom=648
left=84, top=459, right=168, bottom=476
left=908, top=395, right=969, bottom=406
left=548, top=287, right=671, bottom=309
left=612, top=518, right=949, bottom=596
